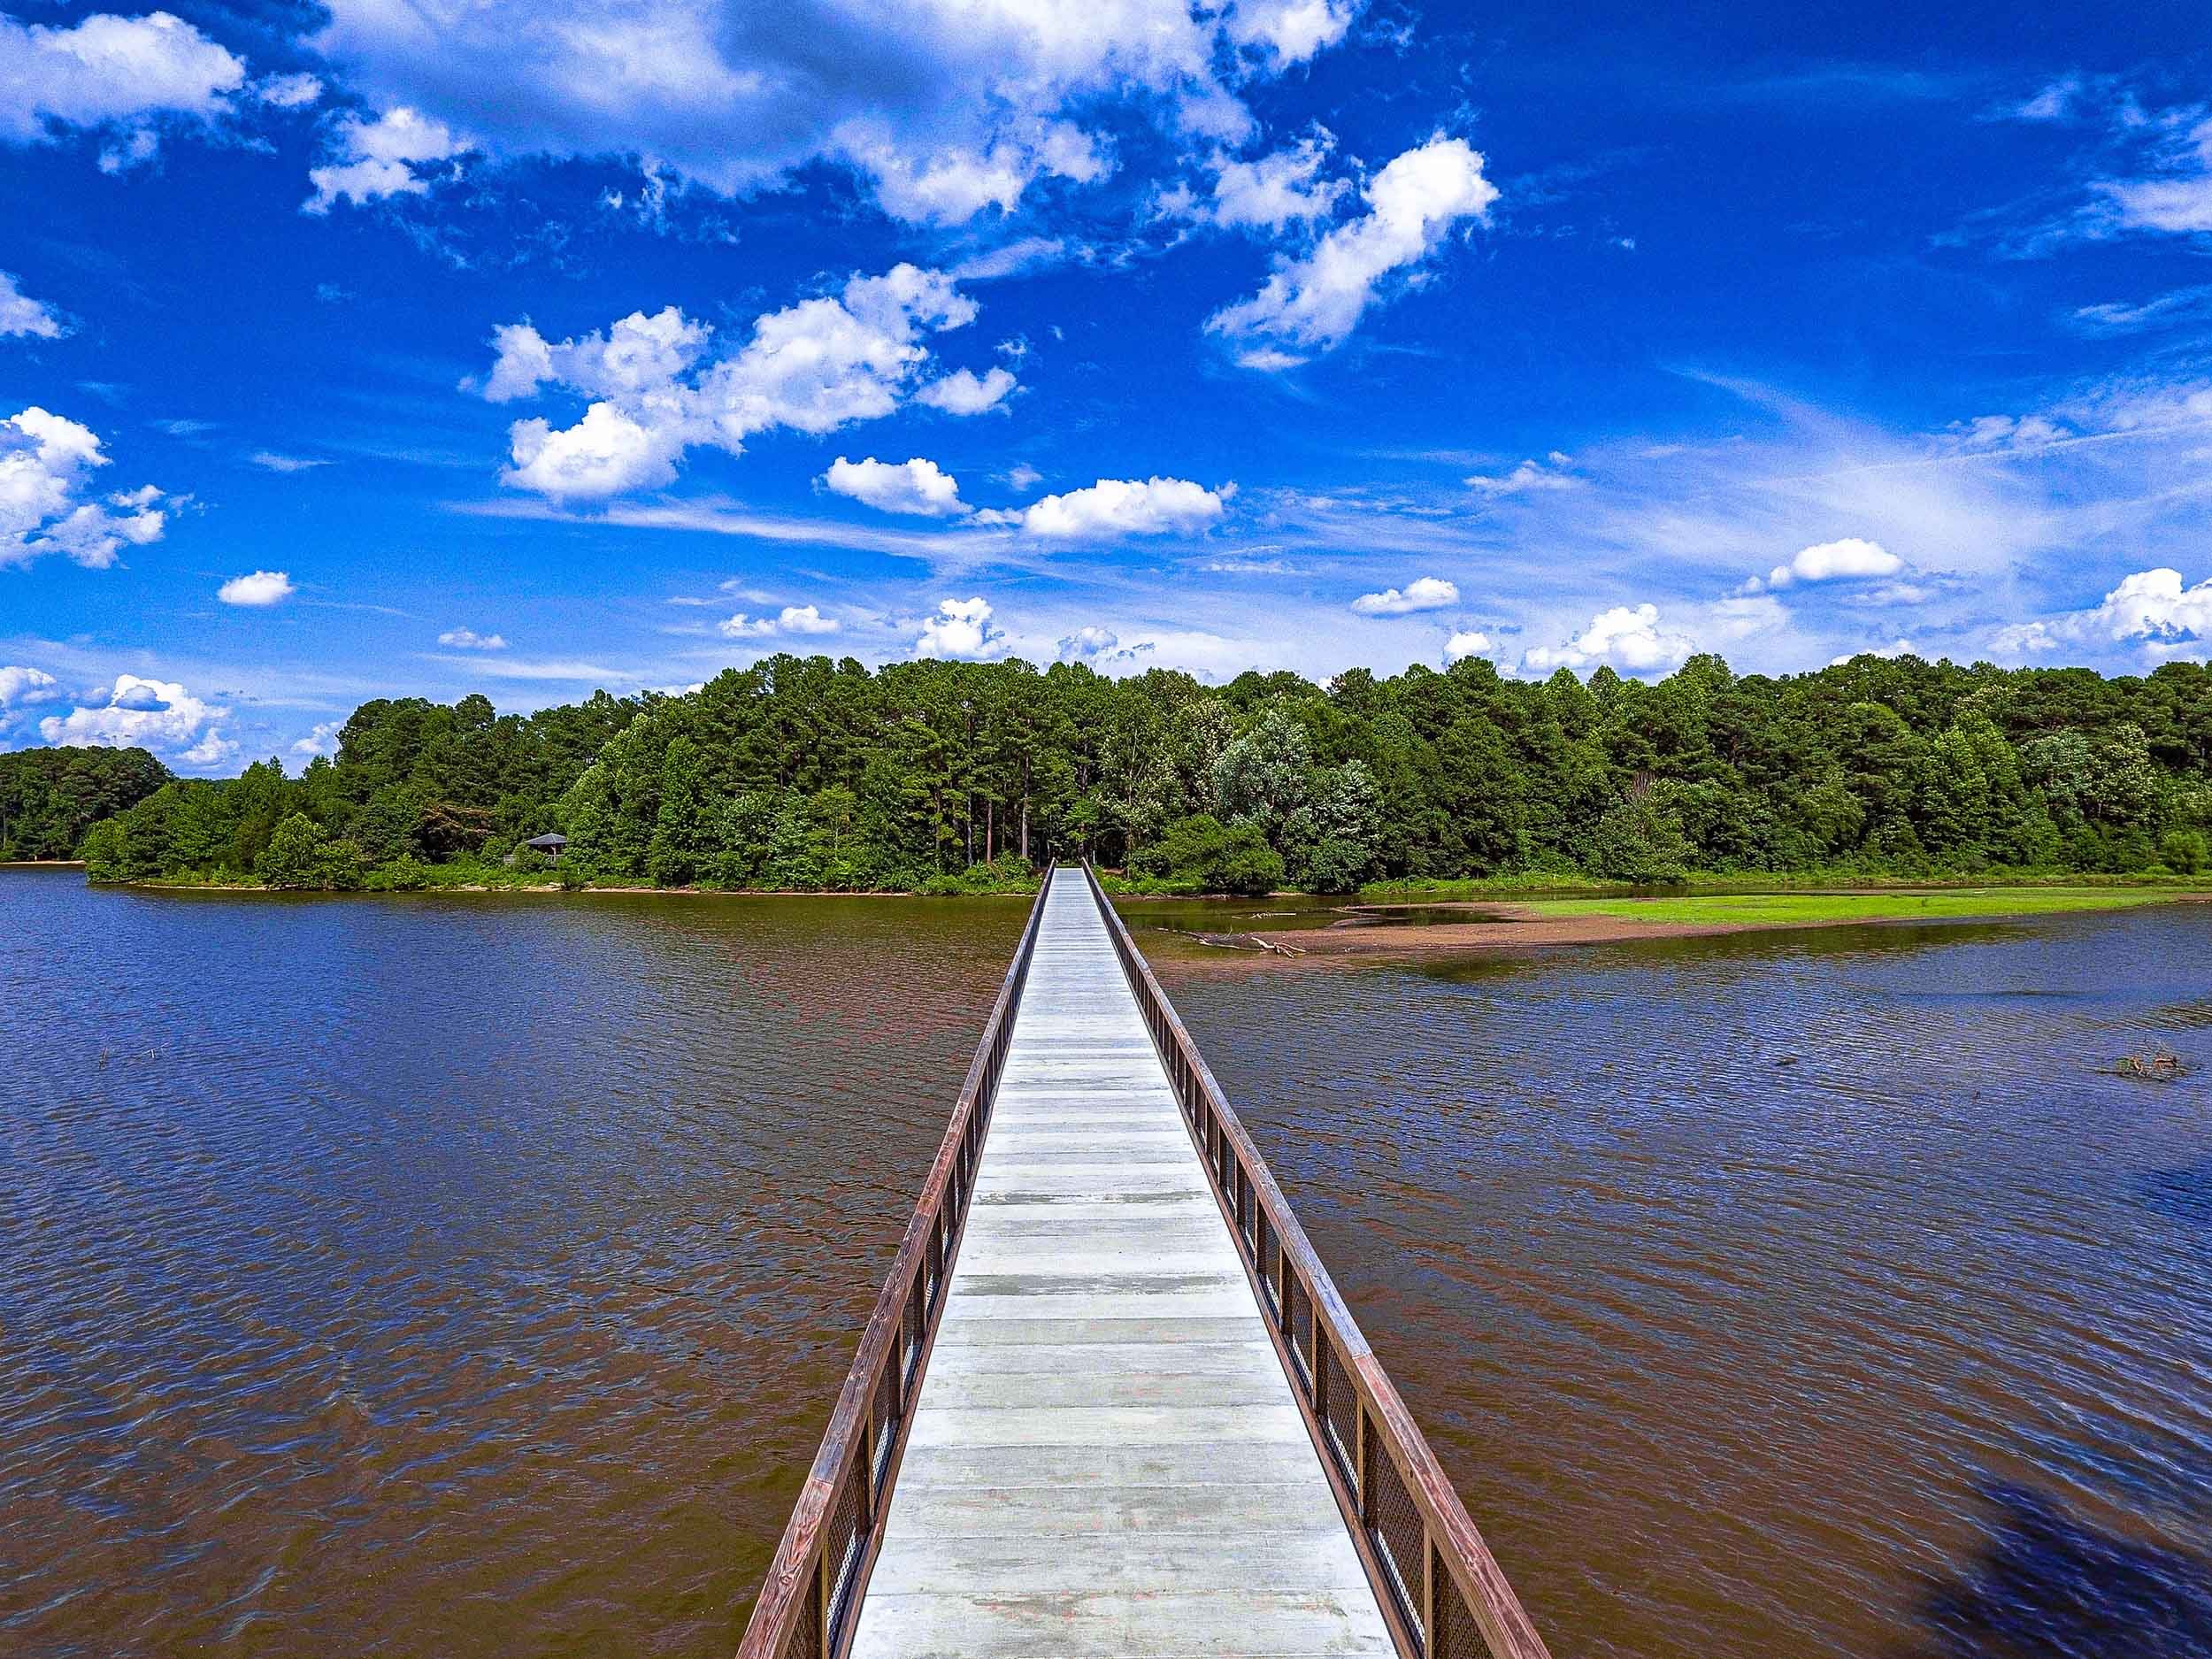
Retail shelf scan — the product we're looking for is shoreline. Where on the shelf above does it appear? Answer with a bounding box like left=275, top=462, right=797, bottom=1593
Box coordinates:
left=89, top=879, right=1030, bottom=900
left=1158, top=890, right=2212, bottom=964
left=31, top=871, right=2211, bottom=959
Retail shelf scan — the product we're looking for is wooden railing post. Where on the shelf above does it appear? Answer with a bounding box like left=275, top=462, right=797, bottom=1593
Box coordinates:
left=816, top=1543, right=833, bottom=1655
left=1424, top=1540, right=1440, bottom=1659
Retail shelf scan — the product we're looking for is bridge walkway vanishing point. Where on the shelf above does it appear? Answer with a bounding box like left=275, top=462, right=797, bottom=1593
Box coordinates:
left=736, top=864, right=1551, bottom=1659
left=849, top=867, right=1386, bottom=1655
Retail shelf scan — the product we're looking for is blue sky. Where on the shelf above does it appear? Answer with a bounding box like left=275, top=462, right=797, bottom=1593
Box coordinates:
left=4, top=0, right=2212, bottom=770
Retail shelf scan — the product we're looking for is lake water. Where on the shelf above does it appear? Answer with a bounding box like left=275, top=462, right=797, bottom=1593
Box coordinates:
left=4, top=867, right=2209, bottom=1657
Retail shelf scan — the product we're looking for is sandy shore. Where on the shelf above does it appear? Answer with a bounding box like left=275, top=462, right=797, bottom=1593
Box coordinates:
left=1157, top=893, right=2208, bottom=964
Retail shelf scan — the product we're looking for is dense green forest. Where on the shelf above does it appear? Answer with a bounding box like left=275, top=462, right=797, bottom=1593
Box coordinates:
left=63, top=650, right=2212, bottom=894
left=0, top=746, right=172, bottom=861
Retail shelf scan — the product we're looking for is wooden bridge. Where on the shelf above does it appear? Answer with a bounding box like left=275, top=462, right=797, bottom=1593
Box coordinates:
left=737, top=865, right=1550, bottom=1659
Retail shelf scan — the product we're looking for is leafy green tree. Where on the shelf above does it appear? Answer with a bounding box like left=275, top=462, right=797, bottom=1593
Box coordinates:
left=1588, top=793, right=1693, bottom=883
left=1298, top=762, right=1385, bottom=892
left=256, top=812, right=334, bottom=889
left=647, top=733, right=710, bottom=886
left=1214, top=707, right=1311, bottom=840
left=1131, top=814, right=1285, bottom=895
left=0, top=746, right=171, bottom=860
left=2160, top=829, right=2210, bottom=876
left=80, top=818, right=129, bottom=882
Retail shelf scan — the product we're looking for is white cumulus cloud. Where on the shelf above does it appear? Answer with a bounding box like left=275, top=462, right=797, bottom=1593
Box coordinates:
left=1, top=406, right=167, bottom=570
left=1522, top=603, right=1695, bottom=677
left=488, top=265, right=986, bottom=500
left=39, top=673, right=234, bottom=766
left=0, top=272, right=65, bottom=339
left=1208, top=134, right=1497, bottom=356
left=305, top=105, right=465, bottom=211
left=914, top=596, right=1007, bottom=660
left=2087, top=566, right=2212, bottom=650
left=916, top=365, right=1018, bottom=414
left=506, top=402, right=680, bottom=499
left=720, top=604, right=841, bottom=639
left=308, top=0, right=1360, bottom=223
left=217, top=569, right=293, bottom=605
left=438, top=626, right=508, bottom=649
left=1056, top=626, right=1155, bottom=668
left=254, top=73, right=323, bottom=110
left=1223, top=0, right=1361, bottom=65
left=1443, top=628, right=1490, bottom=662
left=2005, top=566, right=2212, bottom=663
left=481, top=305, right=710, bottom=403
left=0, top=11, right=247, bottom=165
left=853, top=119, right=1110, bottom=225
left=1004, top=476, right=1229, bottom=539
left=291, top=720, right=341, bottom=757
left=1202, top=132, right=1348, bottom=231
left=824, top=455, right=968, bottom=518
left=0, top=664, right=61, bottom=710
left=1351, top=575, right=1458, bottom=615
left=1766, top=536, right=1901, bottom=587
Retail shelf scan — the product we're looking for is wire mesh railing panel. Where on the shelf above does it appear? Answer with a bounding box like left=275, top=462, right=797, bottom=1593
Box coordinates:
left=1436, top=1567, right=1494, bottom=1659
left=785, top=1576, right=822, bottom=1659
left=1322, top=1339, right=1359, bottom=1491
left=1286, top=1271, right=1314, bottom=1385
left=1258, top=1211, right=1282, bottom=1315
left=824, top=1468, right=866, bottom=1649
left=901, top=1276, right=924, bottom=1388
left=870, top=1363, right=896, bottom=1492
left=1365, top=1438, right=1429, bottom=1643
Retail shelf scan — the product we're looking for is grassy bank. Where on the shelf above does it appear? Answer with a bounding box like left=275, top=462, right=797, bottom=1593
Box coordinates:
left=1509, top=887, right=2205, bottom=928
left=1359, top=869, right=2212, bottom=902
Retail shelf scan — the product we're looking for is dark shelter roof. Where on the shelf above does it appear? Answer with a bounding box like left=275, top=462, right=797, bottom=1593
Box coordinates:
left=524, top=833, right=569, bottom=848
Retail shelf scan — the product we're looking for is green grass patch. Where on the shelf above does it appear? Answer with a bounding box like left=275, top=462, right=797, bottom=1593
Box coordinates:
left=1512, top=887, right=2203, bottom=928
left=1359, top=869, right=2212, bottom=902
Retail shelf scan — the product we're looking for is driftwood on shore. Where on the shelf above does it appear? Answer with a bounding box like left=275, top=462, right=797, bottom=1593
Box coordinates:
left=1163, top=927, right=1308, bottom=956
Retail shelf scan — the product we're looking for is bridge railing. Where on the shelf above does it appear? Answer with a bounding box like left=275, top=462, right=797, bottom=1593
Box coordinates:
left=733, top=877, right=1050, bottom=1659
left=1080, top=861, right=1554, bottom=1659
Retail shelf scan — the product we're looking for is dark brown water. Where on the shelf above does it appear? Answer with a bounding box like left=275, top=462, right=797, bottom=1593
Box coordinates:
left=0, top=871, right=1028, bottom=1657
left=4, top=869, right=2209, bottom=1658
left=1155, top=912, right=2212, bottom=1659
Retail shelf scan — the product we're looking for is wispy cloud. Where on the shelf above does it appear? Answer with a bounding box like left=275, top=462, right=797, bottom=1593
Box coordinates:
left=419, top=652, right=642, bottom=682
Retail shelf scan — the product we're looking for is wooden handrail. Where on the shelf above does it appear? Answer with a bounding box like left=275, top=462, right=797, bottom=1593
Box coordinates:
left=733, top=877, right=1052, bottom=1659
left=1079, top=861, right=1553, bottom=1659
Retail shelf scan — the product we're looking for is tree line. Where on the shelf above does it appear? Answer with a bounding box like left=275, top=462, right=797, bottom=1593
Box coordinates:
left=0, top=746, right=172, bottom=861
left=65, top=649, right=2212, bottom=894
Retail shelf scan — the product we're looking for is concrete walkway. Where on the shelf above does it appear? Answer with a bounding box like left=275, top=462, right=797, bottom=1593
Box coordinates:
left=849, top=867, right=1393, bottom=1657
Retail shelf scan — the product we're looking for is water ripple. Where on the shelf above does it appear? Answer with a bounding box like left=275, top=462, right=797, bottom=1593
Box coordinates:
left=1159, top=905, right=2212, bottom=1659
left=0, top=872, right=1026, bottom=1658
